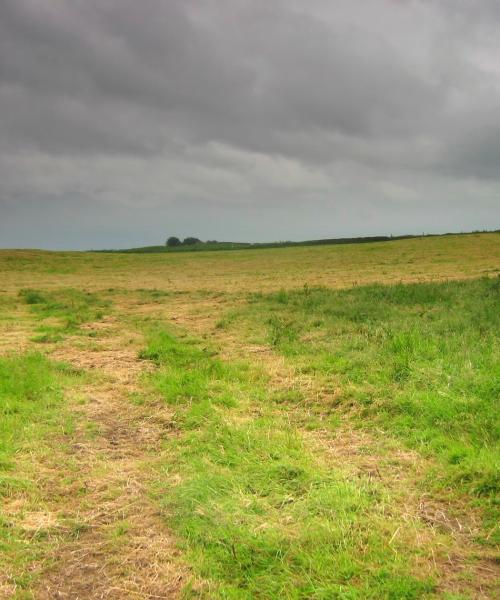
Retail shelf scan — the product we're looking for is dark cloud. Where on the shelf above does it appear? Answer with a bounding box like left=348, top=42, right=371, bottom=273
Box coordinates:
left=0, top=0, right=499, bottom=248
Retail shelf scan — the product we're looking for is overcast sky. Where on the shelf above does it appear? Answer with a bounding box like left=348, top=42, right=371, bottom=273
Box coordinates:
left=1, top=0, right=499, bottom=249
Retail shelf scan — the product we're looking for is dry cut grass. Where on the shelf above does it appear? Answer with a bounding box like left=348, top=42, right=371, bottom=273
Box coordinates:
left=0, top=233, right=498, bottom=293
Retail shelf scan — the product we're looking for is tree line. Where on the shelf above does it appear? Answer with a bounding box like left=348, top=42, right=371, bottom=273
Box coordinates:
left=166, top=236, right=204, bottom=247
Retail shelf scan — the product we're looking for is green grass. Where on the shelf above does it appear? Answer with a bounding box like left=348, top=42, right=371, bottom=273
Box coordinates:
left=0, top=353, right=77, bottom=591
left=234, top=277, right=499, bottom=534
left=19, top=288, right=110, bottom=341
left=142, top=329, right=445, bottom=599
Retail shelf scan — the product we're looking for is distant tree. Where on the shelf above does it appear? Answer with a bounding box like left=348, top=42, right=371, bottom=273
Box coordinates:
left=206, top=240, right=218, bottom=244
left=166, top=236, right=181, bottom=247
left=182, top=237, right=202, bottom=245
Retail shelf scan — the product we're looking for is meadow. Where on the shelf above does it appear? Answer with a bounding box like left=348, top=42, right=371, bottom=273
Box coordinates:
left=0, top=232, right=498, bottom=599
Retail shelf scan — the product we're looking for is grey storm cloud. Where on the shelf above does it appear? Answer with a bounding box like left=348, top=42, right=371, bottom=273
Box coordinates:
left=0, top=0, right=499, bottom=249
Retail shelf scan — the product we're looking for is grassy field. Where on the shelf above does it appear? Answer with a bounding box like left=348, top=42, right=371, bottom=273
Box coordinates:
left=1, top=233, right=498, bottom=293
left=0, top=232, right=498, bottom=598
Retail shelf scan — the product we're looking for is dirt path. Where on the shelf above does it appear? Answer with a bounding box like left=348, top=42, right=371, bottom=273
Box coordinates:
left=31, top=317, right=186, bottom=599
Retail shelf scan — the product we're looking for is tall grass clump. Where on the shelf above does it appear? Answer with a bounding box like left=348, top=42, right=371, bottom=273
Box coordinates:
left=0, top=353, right=70, bottom=477
left=19, top=288, right=110, bottom=341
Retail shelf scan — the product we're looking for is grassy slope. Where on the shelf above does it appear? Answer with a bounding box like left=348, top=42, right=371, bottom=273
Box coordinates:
left=0, top=233, right=498, bottom=294
left=95, top=231, right=499, bottom=254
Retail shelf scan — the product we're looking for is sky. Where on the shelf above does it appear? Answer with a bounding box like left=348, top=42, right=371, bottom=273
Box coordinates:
left=1, top=0, right=499, bottom=250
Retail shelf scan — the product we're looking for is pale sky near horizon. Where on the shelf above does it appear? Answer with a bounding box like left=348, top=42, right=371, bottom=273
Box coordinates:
left=1, top=0, right=499, bottom=249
